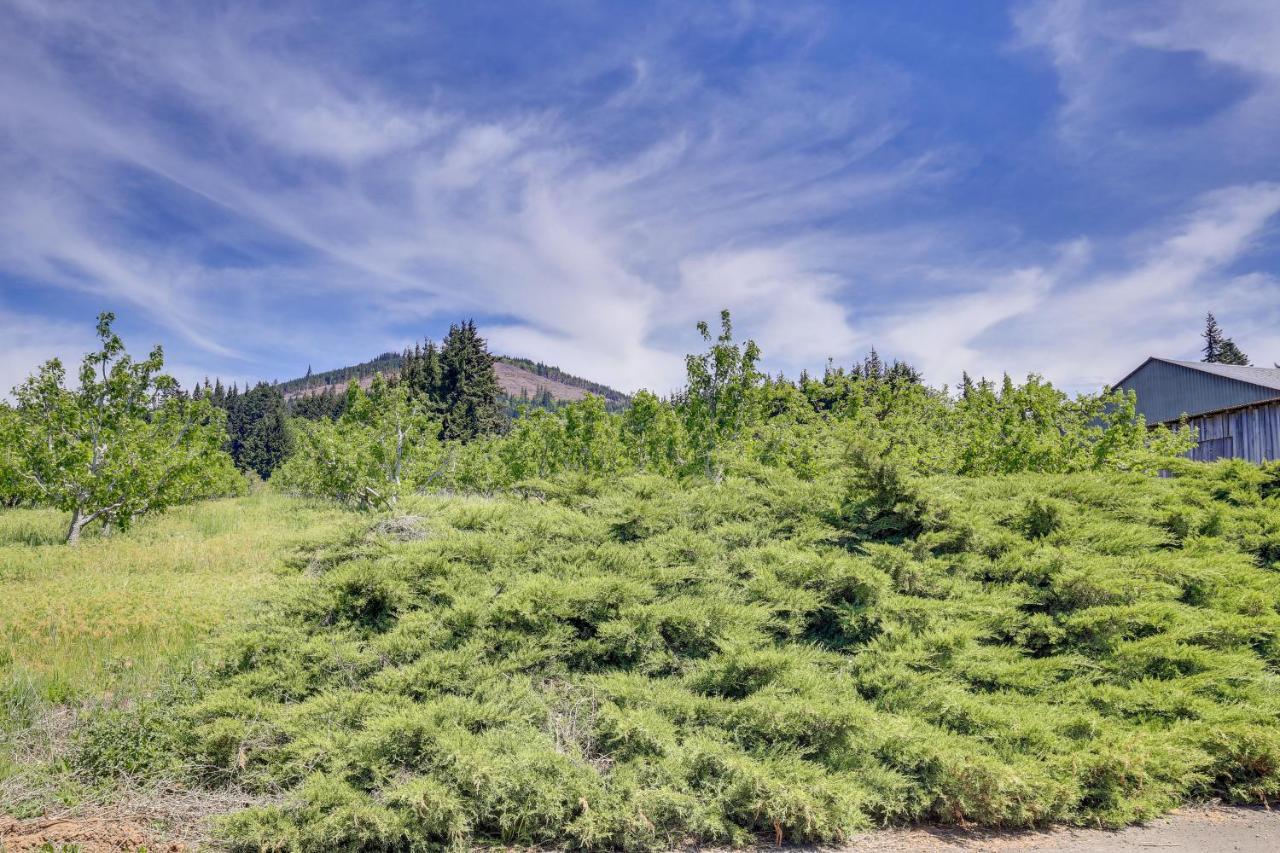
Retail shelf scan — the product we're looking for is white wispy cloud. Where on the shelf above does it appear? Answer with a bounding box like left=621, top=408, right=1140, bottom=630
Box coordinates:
left=883, top=183, right=1280, bottom=389
left=0, top=308, right=95, bottom=399
left=1014, top=0, right=1280, bottom=144
left=0, top=0, right=1276, bottom=397
left=0, top=0, right=935, bottom=392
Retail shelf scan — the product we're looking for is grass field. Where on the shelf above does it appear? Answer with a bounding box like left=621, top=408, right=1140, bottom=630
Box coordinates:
left=0, top=493, right=353, bottom=788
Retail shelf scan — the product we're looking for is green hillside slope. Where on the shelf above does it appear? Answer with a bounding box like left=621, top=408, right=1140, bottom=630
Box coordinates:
left=86, top=459, right=1280, bottom=849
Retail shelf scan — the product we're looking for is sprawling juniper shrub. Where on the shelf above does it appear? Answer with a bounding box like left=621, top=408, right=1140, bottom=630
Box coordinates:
left=80, top=458, right=1275, bottom=850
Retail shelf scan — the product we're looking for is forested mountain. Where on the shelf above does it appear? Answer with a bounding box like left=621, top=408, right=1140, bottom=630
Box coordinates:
left=276, top=350, right=630, bottom=415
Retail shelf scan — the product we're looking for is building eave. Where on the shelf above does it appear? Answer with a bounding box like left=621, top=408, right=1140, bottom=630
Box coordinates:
left=1154, top=393, right=1280, bottom=426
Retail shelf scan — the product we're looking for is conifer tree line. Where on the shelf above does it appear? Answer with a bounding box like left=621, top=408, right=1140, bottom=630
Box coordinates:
left=194, top=379, right=292, bottom=479
left=195, top=320, right=507, bottom=481
left=499, top=354, right=630, bottom=406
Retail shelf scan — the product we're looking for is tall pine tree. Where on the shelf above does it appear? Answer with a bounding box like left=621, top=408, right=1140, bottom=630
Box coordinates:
left=398, top=339, right=445, bottom=411
left=439, top=320, right=504, bottom=441
left=210, top=381, right=293, bottom=477
left=1202, top=312, right=1250, bottom=365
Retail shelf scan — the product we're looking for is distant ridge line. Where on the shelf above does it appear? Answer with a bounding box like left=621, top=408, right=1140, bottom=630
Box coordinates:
left=274, top=351, right=630, bottom=411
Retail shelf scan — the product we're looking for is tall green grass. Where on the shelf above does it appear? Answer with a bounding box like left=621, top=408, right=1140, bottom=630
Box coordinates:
left=80, top=461, right=1280, bottom=849
left=0, top=493, right=353, bottom=783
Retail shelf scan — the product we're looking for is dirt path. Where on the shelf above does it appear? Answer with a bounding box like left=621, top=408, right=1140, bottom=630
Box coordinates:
left=2, top=804, right=1275, bottom=851
left=838, top=805, right=1279, bottom=853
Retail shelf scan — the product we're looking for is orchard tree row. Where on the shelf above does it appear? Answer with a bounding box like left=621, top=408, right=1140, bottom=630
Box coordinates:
left=274, top=310, right=1194, bottom=508
left=1, top=310, right=1198, bottom=535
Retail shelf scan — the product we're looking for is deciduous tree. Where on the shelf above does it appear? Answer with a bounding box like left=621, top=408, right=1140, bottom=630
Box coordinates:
left=275, top=376, right=440, bottom=509
left=677, top=310, right=762, bottom=480
left=4, top=313, right=241, bottom=543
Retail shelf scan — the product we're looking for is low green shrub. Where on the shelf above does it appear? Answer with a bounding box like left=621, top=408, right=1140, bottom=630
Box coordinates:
left=86, top=461, right=1280, bottom=849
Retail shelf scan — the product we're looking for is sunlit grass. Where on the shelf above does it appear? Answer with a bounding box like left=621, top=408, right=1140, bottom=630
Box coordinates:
left=0, top=492, right=353, bottom=779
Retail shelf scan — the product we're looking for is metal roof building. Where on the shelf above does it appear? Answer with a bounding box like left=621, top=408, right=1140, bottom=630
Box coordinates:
left=1113, top=358, right=1280, bottom=463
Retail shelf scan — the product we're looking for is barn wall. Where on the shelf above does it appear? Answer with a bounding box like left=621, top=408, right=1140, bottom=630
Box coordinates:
left=1184, top=402, right=1280, bottom=464
left=1115, top=360, right=1277, bottom=425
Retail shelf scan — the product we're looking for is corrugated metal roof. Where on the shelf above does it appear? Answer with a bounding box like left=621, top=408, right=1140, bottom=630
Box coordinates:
left=1157, top=359, right=1280, bottom=392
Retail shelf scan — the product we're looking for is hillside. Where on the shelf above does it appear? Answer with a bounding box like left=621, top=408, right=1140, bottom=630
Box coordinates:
left=53, top=461, right=1280, bottom=849
left=276, top=351, right=630, bottom=412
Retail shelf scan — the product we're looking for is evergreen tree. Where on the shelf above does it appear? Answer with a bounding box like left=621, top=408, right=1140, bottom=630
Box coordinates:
left=439, top=321, right=505, bottom=441
left=398, top=338, right=445, bottom=411
left=1217, top=339, right=1250, bottom=366
left=1202, top=313, right=1250, bottom=365
left=208, top=380, right=294, bottom=477
left=861, top=348, right=884, bottom=381
left=290, top=387, right=347, bottom=421
left=237, top=383, right=293, bottom=478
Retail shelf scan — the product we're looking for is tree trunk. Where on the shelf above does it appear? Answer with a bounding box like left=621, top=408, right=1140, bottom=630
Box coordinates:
left=66, top=507, right=86, bottom=545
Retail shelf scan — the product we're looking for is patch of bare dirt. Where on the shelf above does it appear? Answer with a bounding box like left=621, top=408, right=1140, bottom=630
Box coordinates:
left=834, top=804, right=1280, bottom=853
left=0, top=814, right=168, bottom=852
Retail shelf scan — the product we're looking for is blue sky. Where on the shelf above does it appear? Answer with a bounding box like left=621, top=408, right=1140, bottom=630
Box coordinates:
left=1, top=0, right=1278, bottom=396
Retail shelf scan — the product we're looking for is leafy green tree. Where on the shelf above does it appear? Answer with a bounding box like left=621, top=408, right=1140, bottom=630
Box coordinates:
left=619, top=390, right=683, bottom=474
left=440, top=321, right=505, bottom=441
left=3, top=313, right=241, bottom=543
left=677, top=310, right=762, bottom=480
left=275, top=376, right=439, bottom=509
left=496, top=408, right=568, bottom=481
left=496, top=395, right=625, bottom=481
left=0, top=403, right=29, bottom=508
left=953, top=376, right=1193, bottom=475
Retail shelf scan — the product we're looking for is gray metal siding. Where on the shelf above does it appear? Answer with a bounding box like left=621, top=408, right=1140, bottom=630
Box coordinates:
left=1115, top=360, right=1278, bottom=425
left=1184, top=402, right=1280, bottom=464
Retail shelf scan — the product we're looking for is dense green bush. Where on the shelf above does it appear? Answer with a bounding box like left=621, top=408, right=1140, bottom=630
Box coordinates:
left=100, top=458, right=1280, bottom=849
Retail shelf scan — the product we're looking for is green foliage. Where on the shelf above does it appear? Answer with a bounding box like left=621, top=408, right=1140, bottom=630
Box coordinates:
left=0, top=403, right=29, bottom=508
left=199, top=380, right=294, bottom=477
left=289, top=384, right=349, bottom=420
left=129, top=458, right=1280, bottom=849
left=2, top=313, right=242, bottom=543
left=953, top=377, right=1192, bottom=475
left=439, top=320, right=506, bottom=442
left=274, top=376, right=441, bottom=509
left=677, top=310, right=763, bottom=480
left=276, top=311, right=1197, bottom=505
left=398, top=338, right=444, bottom=411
